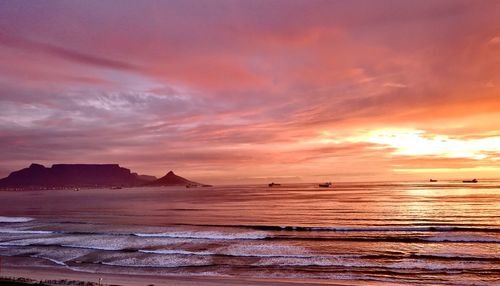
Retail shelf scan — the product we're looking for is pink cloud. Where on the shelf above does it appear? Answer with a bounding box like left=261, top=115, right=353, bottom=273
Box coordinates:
left=0, top=0, right=498, bottom=182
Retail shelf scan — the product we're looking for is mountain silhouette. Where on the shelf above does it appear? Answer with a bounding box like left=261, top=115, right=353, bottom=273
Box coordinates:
left=0, top=163, right=154, bottom=188
left=147, top=170, right=200, bottom=186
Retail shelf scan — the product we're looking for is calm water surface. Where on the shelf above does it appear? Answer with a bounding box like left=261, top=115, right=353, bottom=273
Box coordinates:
left=0, top=181, right=499, bottom=285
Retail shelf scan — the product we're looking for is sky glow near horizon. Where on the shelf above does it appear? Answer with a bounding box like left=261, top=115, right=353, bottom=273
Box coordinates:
left=0, top=0, right=499, bottom=183
left=364, top=129, right=500, bottom=160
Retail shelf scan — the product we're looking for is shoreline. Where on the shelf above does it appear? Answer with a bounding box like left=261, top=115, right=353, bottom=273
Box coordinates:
left=0, top=257, right=360, bottom=286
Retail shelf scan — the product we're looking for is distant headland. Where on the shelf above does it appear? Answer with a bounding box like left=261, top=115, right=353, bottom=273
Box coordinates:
left=0, top=163, right=204, bottom=189
left=147, top=170, right=201, bottom=187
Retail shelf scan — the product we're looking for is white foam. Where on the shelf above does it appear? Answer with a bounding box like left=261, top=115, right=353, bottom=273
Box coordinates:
left=101, top=254, right=212, bottom=268
left=0, top=216, right=34, bottom=223
left=221, top=243, right=309, bottom=257
left=0, top=245, right=93, bottom=266
left=386, top=260, right=487, bottom=271
left=139, top=249, right=214, bottom=256
left=253, top=256, right=363, bottom=267
left=61, top=244, right=123, bottom=251
left=0, top=233, right=203, bottom=250
left=0, top=235, right=126, bottom=249
left=133, top=230, right=268, bottom=240
left=0, top=229, right=53, bottom=235
left=60, top=235, right=198, bottom=250
left=253, top=256, right=493, bottom=271
left=31, top=255, right=67, bottom=266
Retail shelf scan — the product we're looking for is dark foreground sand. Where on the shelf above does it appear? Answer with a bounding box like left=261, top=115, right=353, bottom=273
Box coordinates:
left=0, top=257, right=357, bottom=286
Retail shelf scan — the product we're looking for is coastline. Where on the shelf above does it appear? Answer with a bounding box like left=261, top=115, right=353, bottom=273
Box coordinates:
left=1, top=183, right=497, bottom=286
left=0, top=257, right=360, bottom=286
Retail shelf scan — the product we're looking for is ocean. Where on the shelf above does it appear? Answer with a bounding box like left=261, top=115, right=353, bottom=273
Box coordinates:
left=0, top=181, right=499, bottom=285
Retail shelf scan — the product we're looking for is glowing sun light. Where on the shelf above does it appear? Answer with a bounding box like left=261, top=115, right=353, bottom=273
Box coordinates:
left=363, top=129, right=500, bottom=160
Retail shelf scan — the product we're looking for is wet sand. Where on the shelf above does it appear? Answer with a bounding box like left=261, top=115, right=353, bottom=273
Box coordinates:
left=0, top=257, right=357, bottom=286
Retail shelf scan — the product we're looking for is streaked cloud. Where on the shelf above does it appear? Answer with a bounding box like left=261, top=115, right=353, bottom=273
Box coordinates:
left=0, top=0, right=498, bottom=183
left=0, top=33, right=140, bottom=71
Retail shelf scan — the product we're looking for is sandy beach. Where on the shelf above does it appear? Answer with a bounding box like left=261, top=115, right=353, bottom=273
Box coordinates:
left=0, top=257, right=363, bottom=286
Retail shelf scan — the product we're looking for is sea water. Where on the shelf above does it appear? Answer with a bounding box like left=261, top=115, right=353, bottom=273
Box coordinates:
left=0, top=181, right=499, bottom=285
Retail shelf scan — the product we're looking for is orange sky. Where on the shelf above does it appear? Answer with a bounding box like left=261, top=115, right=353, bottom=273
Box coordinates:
left=0, top=0, right=499, bottom=184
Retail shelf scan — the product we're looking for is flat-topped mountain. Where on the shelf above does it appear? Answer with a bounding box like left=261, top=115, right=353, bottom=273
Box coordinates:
left=147, top=170, right=201, bottom=186
left=0, top=163, right=155, bottom=188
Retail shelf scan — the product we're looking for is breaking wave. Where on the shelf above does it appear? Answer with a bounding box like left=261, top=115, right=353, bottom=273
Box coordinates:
left=133, top=230, right=268, bottom=240
left=0, top=216, right=34, bottom=223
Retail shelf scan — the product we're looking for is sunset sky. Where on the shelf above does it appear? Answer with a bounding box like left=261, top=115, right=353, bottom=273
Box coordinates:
left=0, top=0, right=499, bottom=184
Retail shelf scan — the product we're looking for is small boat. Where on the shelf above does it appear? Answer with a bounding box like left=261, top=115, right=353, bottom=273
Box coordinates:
left=268, top=182, right=281, bottom=187
left=463, top=179, right=478, bottom=183
left=319, top=182, right=332, bottom=188
left=110, top=186, right=122, bottom=190
left=429, top=179, right=438, bottom=182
